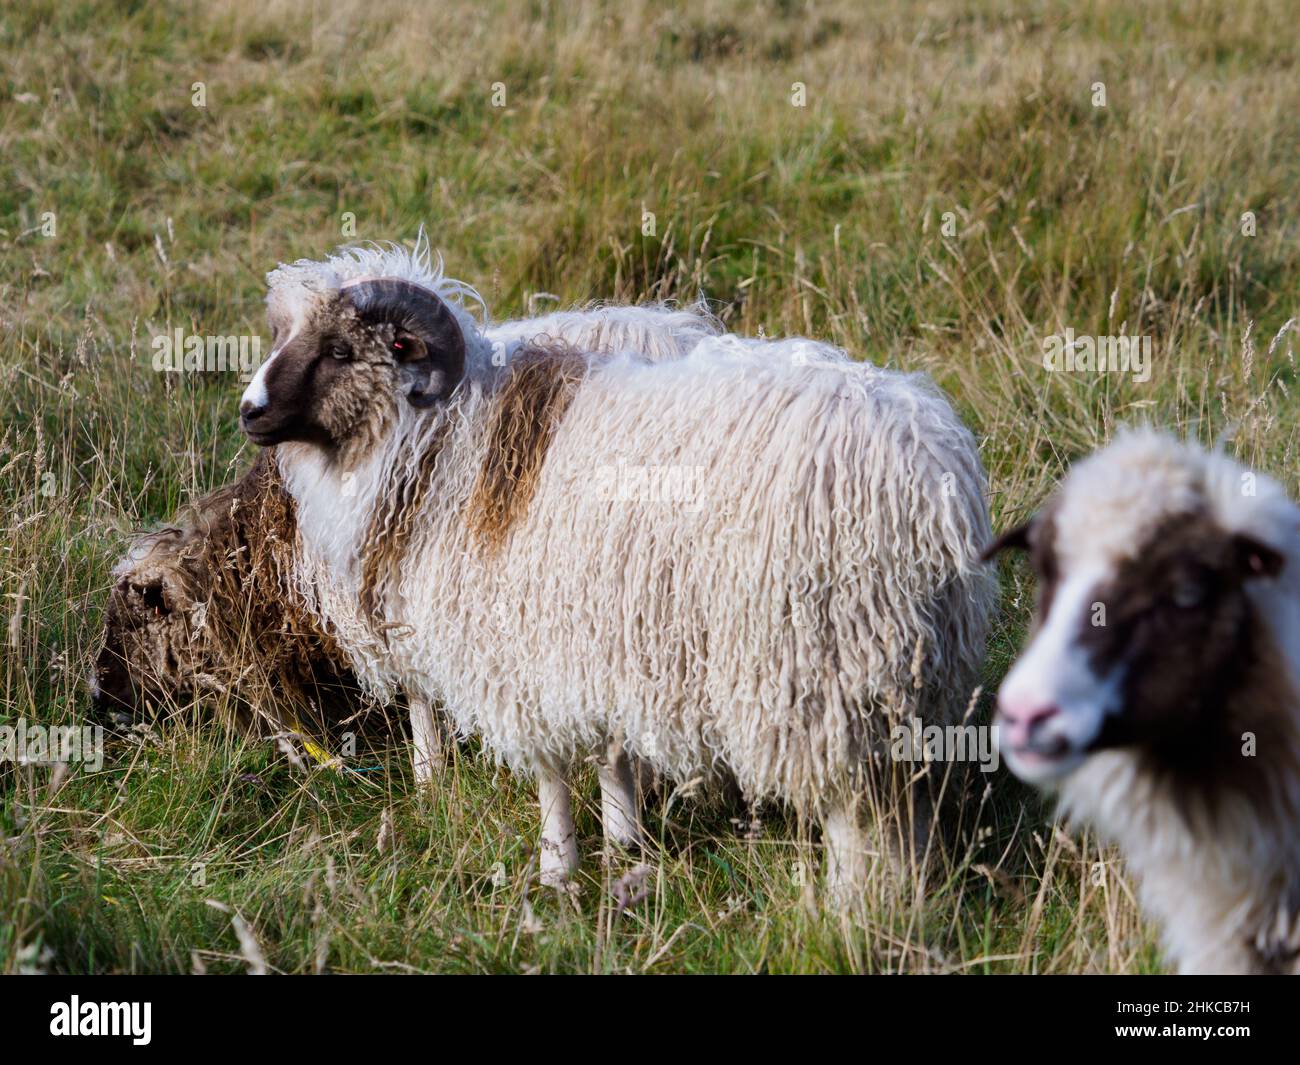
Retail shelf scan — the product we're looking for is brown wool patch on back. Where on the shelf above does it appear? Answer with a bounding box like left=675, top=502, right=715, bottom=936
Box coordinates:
left=465, top=342, right=590, bottom=550
left=98, top=448, right=369, bottom=738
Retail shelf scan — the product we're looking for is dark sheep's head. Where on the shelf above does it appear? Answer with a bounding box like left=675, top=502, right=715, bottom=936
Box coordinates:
left=91, top=530, right=198, bottom=720
left=980, top=432, right=1291, bottom=787
left=239, top=276, right=467, bottom=456
left=90, top=455, right=374, bottom=738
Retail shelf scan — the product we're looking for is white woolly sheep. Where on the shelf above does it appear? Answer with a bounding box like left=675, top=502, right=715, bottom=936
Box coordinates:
left=238, top=237, right=995, bottom=896
left=985, top=429, right=1300, bottom=973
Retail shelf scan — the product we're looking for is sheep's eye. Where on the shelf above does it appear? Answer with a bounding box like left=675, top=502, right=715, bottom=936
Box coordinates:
left=390, top=336, right=421, bottom=361
left=1170, top=582, right=1206, bottom=609
left=139, top=583, right=168, bottom=615
left=325, top=340, right=351, bottom=361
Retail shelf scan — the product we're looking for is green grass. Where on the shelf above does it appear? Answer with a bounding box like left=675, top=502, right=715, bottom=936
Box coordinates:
left=2, top=0, right=1297, bottom=973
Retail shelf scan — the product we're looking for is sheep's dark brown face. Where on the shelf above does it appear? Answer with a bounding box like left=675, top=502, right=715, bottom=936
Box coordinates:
left=240, top=279, right=466, bottom=456
left=91, top=537, right=197, bottom=719
left=92, top=596, right=139, bottom=715
left=985, top=507, right=1285, bottom=784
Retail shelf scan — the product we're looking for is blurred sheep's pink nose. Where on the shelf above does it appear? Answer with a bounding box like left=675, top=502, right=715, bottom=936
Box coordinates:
left=998, top=697, right=1060, bottom=750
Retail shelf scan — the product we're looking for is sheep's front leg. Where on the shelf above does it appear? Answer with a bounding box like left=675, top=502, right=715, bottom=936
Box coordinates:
left=409, top=697, right=444, bottom=785
left=537, top=767, right=579, bottom=887
left=598, top=742, right=641, bottom=852
left=822, top=801, right=868, bottom=909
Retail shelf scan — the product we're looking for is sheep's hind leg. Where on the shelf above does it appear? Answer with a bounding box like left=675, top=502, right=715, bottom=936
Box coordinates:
left=408, top=697, right=444, bottom=786
left=598, top=741, right=642, bottom=853
left=537, top=766, right=580, bottom=888
left=822, top=800, right=869, bottom=911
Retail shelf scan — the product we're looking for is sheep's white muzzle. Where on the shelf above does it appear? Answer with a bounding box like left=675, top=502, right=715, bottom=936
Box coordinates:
left=240, top=344, right=281, bottom=416
left=995, top=567, right=1123, bottom=785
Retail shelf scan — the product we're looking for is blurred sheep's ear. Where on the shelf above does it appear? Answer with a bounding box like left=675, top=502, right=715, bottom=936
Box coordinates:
left=342, top=278, right=467, bottom=407
left=1233, top=534, right=1285, bottom=579
left=980, top=520, right=1033, bottom=563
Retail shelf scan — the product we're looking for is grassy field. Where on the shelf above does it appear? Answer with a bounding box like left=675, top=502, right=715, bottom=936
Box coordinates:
left=2, top=0, right=1298, bottom=973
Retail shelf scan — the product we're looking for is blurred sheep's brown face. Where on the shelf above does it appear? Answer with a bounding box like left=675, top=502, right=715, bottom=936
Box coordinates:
left=984, top=509, right=1285, bottom=785
left=91, top=598, right=139, bottom=715
left=239, top=279, right=467, bottom=456
left=91, top=556, right=194, bottom=719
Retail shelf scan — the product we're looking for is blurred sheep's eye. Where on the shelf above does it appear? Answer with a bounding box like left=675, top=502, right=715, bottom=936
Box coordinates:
left=138, top=583, right=167, bottom=614
left=325, top=339, right=351, bottom=361
left=1170, top=582, right=1206, bottom=609
left=390, top=335, right=423, bottom=362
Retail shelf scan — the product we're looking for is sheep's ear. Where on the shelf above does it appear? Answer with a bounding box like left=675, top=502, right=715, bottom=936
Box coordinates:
left=1233, top=534, right=1285, bottom=579
left=391, top=333, right=446, bottom=410
left=342, top=278, right=467, bottom=408
left=980, top=521, right=1033, bottom=562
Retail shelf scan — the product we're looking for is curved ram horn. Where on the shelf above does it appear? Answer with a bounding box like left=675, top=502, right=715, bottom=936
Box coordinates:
left=341, top=277, right=467, bottom=407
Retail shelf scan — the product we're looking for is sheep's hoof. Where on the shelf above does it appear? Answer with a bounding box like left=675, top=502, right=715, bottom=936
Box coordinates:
left=823, top=877, right=868, bottom=916
left=601, top=827, right=644, bottom=858
left=821, top=804, right=871, bottom=912
left=539, top=873, right=583, bottom=907
left=539, top=839, right=580, bottom=891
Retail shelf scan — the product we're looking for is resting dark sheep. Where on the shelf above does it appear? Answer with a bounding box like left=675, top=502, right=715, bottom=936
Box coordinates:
left=91, top=450, right=412, bottom=768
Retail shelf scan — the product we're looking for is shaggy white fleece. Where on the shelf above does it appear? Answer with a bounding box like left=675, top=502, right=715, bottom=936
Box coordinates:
left=488, top=302, right=721, bottom=365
